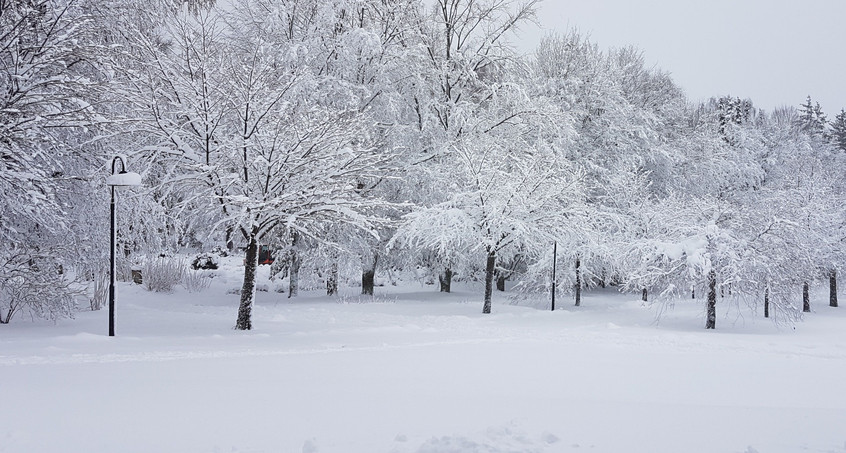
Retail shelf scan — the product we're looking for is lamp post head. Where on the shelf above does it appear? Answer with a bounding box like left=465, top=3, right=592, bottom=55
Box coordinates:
left=106, top=170, right=142, bottom=187
left=107, top=155, right=142, bottom=187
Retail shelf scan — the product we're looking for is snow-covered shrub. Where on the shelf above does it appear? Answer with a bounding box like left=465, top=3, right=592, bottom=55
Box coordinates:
left=336, top=294, right=397, bottom=304
left=143, top=257, right=185, bottom=293
left=183, top=270, right=211, bottom=293
left=0, top=252, right=78, bottom=323
left=115, top=258, right=134, bottom=283
left=210, top=245, right=229, bottom=257
left=89, top=271, right=108, bottom=311
left=191, top=252, right=219, bottom=270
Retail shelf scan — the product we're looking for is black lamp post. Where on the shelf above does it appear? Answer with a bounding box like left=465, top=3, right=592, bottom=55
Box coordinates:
left=106, top=156, right=141, bottom=336
left=551, top=241, right=557, bottom=311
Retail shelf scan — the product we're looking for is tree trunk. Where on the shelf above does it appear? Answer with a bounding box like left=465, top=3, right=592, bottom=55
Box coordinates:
left=439, top=268, right=453, bottom=293
left=482, top=251, right=496, bottom=314
left=642, top=288, right=648, bottom=302
left=326, top=261, right=338, bottom=296
left=706, top=270, right=716, bottom=329
left=496, top=273, right=506, bottom=291
left=235, top=233, right=258, bottom=330
left=803, top=281, right=810, bottom=313
left=764, top=287, right=770, bottom=318
left=692, top=286, right=695, bottom=299
left=574, top=256, right=581, bottom=307
left=288, top=253, right=299, bottom=298
left=225, top=225, right=235, bottom=252
left=600, top=267, right=607, bottom=288
left=830, top=270, right=838, bottom=308
left=288, top=232, right=300, bottom=299
left=361, top=254, right=377, bottom=296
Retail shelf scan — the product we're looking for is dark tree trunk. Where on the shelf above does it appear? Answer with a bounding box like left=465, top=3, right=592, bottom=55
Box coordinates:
left=225, top=225, right=235, bottom=252
left=439, top=268, right=453, bottom=293
left=600, top=267, right=607, bottom=288
left=362, top=269, right=375, bottom=295
left=362, top=254, right=378, bottom=296
left=496, top=273, right=506, bottom=291
left=235, top=233, right=258, bottom=330
left=326, top=262, right=338, bottom=296
left=706, top=270, right=716, bottom=329
left=803, top=281, right=810, bottom=313
left=764, top=287, right=770, bottom=318
left=288, top=253, right=299, bottom=298
left=692, top=286, right=696, bottom=299
left=642, top=288, right=648, bottom=302
left=288, top=232, right=300, bottom=299
left=574, top=257, right=581, bottom=307
left=830, top=270, right=838, bottom=308
left=482, top=251, right=496, bottom=314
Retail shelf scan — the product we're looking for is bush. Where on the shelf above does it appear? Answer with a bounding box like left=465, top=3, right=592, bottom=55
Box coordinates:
left=89, top=271, right=108, bottom=311
left=143, top=257, right=185, bottom=293
left=191, top=252, right=219, bottom=270
left=210, top=245, right=230, bottom=257
left=1, top=253, right=78, bottom=323
left=183, top=269, right=211, bottom=293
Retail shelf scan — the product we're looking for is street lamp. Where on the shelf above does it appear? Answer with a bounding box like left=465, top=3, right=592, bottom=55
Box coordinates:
left=106, top=155, right=141, bottom=337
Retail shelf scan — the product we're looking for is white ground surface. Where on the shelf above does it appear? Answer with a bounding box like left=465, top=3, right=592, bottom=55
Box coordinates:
left=2, top=260, right=846, bottom=453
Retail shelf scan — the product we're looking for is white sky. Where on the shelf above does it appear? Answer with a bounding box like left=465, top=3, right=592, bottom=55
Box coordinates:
left=513, top=0, right=846, bottom=114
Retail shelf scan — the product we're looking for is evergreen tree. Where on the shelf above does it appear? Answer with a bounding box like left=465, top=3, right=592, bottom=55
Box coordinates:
left=831, top=109, right=846, bottom=152
left=797, top=96, right=827, bottom=137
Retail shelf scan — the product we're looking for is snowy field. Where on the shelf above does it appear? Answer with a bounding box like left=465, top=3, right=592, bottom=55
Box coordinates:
left=2, top=260, right=846, bottom=453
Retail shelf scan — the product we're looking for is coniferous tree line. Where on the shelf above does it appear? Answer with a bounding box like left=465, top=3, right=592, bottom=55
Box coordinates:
left=2, top=0, right=844, bottom=329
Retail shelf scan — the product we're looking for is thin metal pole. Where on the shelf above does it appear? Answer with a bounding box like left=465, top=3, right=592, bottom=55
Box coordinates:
left=109, top=185, right=115, bottom=337
left=551, top=241, right=557, bottom=311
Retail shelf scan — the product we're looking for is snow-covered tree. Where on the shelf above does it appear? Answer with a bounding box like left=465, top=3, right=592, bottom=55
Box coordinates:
left=393, top=81, right=583, bottom=313
left=530, top=32, right=688, bottom=302
left=797, top=95, right=827, bottom=138
left=830, top=109, right=846, bottom=152
left=394, top=0, right=540, bottom=294
left=0, top=0, right=104, bottom=323
left=111, top=1, right=400, bottom=329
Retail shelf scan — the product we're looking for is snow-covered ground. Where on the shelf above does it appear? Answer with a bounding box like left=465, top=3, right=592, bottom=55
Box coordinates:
left=2, top=258, right=846, bottom=453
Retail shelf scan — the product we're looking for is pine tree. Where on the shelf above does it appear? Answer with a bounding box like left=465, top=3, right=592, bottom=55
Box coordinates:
left=798, top=96, right=827, bottom=137
left=831, top=109, right=846, bottom=152
left=717, top=96, right=752, bottom=144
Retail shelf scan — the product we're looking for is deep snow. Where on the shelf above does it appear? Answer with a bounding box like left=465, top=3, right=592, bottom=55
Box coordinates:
left=2, top=258, right=846, bottom=453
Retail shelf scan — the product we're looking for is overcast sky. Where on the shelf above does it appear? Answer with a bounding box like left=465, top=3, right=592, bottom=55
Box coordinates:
left=513, top=0, right=846, bottom=114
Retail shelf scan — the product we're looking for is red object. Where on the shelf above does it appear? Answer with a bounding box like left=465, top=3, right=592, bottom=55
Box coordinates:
left=258, top=245, right=274, bottom=265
